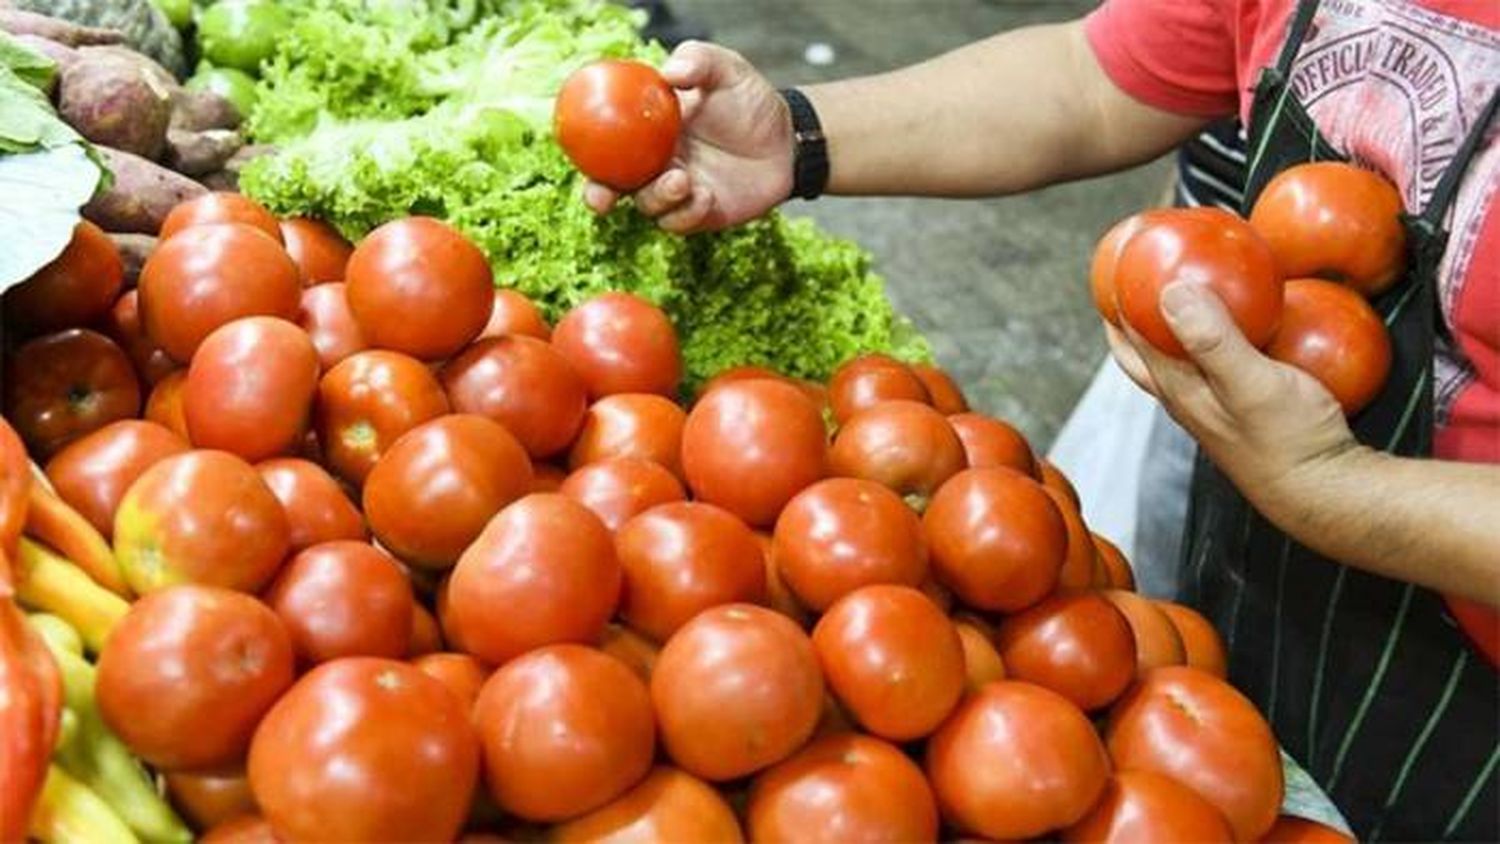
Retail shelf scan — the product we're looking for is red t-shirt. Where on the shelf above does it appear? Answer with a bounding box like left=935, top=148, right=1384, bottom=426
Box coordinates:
left=1086, top=0, right=1500, bottom=464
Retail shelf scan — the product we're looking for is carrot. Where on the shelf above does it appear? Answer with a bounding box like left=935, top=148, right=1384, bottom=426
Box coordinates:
left=24, top=484, right=130, bottom=597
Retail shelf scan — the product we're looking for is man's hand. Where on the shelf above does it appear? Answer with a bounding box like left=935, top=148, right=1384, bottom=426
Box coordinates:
left=584, top=41, right=795, bottom=234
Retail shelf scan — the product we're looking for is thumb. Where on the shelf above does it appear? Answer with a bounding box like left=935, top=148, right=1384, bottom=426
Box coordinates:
left=661, top=41, right=736, bottom=91
left=1160, top=282, right=1273, bottom=402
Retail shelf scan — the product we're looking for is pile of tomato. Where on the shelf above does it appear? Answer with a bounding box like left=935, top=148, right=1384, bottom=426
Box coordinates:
left=2, top=191, right=1356, bottom=843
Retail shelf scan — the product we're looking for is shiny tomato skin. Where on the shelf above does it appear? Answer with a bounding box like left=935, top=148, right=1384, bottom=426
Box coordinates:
left=1159, top=601, right=1229, bottom=679
left=926, top=681, right=1110, bottom=840
left=406, top=603, right=442, bottom=657
left=447, top=494, right=621, bottom=665
left=1107, top=666, right=1283, bottom=842
left=480, top=288, right=550, bottom=341
left=1266, top=278, right=1392, bottom=414
left=700, top=366, right=784, bottom=397
left=473, top=644, right=656, bottom=821
left=1249, top=162, right=1406, bottom=297
left=952, top=614, right=1007, bottom=692
left=553, top=766, right=743, bottom=843
left=1116, top=208, right=1283, bottom=358
left=923, top=467, right=1067, bottom=613
left=552, top=292, right=682, bottom=399
left=362, top=414, right=532, bottom=569
left=184, top=317, right=320, bottom=462
left=248, top=657, right=479, bottom=843
left=681, top=379, right=827, bottom=527
left=1090, top=213, right=1151, bottom=326
left=772, top=477, right=928, bottom=611
left=199, top=815, right=277, bottom=844
left=298, top=283, right=366, bottom=372
left=96, top=585, right=295, bottom=770
left=995, top=592, right=1137, bottom=711
left=255, top=458, right=365, bottom=552
left=114, top=450, right=290, bottom=594
left=598, top=622, right=661, bottom=682
left=910, top=364, right=969, bottom=414
left=264, top=541, right=413, bottom=664
left=812, top=585, right=965, bottom=740
left=45, top=419, right=188, bottom=539
left=146, top=370, right=190, bottom=439
left=1102, top=590, right=1187, bottom=676
left=1259, top=815, right=1357, bottom=843
left=1063, top=769, right=1235, bottom=843
left=530, top=462, right=568, bottom=493
left=757, top=532, right=811, bottom=627
left=1041, top=459, right=1083, bottom=510
left=5, top=220, right=122, bottom=336
left=279, top=217, right=352, bottom=285
left=4, top=329, right=141, bottom=458
left=561, top=458, right=687, bottom=532
left=102, top=290, right=178, bottom=386
left=161, top=193, right=283, bottom=243
left=165, top=770, right=258, bottom=833
left=344, top=217, right=492, bottom=361
left=949, top=413, right=1038, bottom=477
left=747, top=733, right=939, bottom=844
left=616, top=501, right=766, bottom=642
left=828, top=354, right=930, bottom=425
left=555, top=60, right=682, bottom=192
left=651, top=604, right=824, bottom=781
left=568, top=393, right=686, bottom=478
left=1094, top=534, right=1136, bottom=590
left=139, top=223, right=302, bottom=363
left=411, top=652, right=489, bottom=710
left=829, top=400, right=966, bottom=502
left=315, top=349, right=450, bottom=485
left=440, top=335, right=588, bottom=459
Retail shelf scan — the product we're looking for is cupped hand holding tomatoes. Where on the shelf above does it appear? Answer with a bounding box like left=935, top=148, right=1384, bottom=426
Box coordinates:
left=1063, top=770, right=1235, bottom=843
left=828, top=354, right=930, bottom=425
left=255, top=457, right=365, bottom=552
left=553, top=766, right=743, bottom=843
left=160, top=193, right=283, bottom=243
left=264, top=541, right=413, bottom=664
left=569, top=392, right=686, bottom=477
left=279, top=217, right=353, bottom=284
left=556, top=60, right=682, bottom=192
left=1265, top=278, right=1391, bottom=414
left=4, top=329, right=142, bottom=458
left=44, top=420, right=188, bottom=539
left=441, top=335, right=589, bottom=459
left=184, top=317, right=320, bottom=462
left=995, top=592, right=1136, bottom=711
left=553, top=292, right=682, bottom=398
left=829, top=400, right=966, bottom=505
left=315, top=349, right=450, bottom=485
left=298, top=282, right=367, bottom=372
left=4, top=220, right=123, bottom=336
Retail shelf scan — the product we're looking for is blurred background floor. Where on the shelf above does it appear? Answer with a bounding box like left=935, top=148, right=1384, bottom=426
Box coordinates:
left=663, top=0, right=1169, bottom=447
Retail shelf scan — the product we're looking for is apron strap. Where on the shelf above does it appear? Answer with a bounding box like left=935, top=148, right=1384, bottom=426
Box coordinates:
left=1420, top=86, right=1500, bottom=227
left=1274, top=0, right=1323, bottom=76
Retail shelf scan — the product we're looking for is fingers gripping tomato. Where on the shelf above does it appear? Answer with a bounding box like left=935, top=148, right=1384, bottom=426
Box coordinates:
left=556, top=61, right=682, bottom=192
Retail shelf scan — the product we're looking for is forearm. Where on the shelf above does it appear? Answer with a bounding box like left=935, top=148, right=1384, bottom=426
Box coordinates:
left=802, top=21, right=1207, bottom=197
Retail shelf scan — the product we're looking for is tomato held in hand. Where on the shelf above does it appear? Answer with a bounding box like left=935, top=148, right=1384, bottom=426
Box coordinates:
left=264, top=541, right=413, bottom=664
left=553, top=293, right=682, bottom=399
left=911, top=364, right=969, bottom=414
left=4, top=220, right=123, bottom=336
left=616, top=501, right=766, bottom=642
left=44, top=420, right=187, bottom=539
left=441, top=335, right=589, bottom=459
left=1090, top=213, right=1153, bottom=326
left=651, top=604, right=824, bottom=781
left=1107, top=666, right=1284, bottom=842
left=164, top=770, right=258, bottom=832
left=255, top=458, right=365, bottom=552
left=279, top=217, right=352, bottom=284
left=345, top=217, right=492, bottom=361
left=411, top=652, right=489, bottom=710
left=828, top=354, right=930, bottom=425
left=953, top=613, right=1007, bottom=692
left=829, top=400, right=966, bottom=504
left=748, top=733, right=939, bottom=844
left=682, top=379, right=827, bottom=527
left=1159, top=601, right=1229, bottom=679
left=1101, top=590, right=1186, bottom=676
left=1063, top=770, right=1235, bottom=843
left=553, top=766, right=743, bottom=843
left=1266, top=278, right=1392, bottom=414
left=569, top=393, right=686, bottom=478
left=161, top=193, right=283, bottom=243
left=97, top=585, right=295, bottom=770
left=1116, top=208, right=1282, bottom=358
left=474, top=645, right=655, bottom=821
left=298, top=283, right=367, bottom=372
left=316, top=350, right=450, bottom=485
left=101, top=290, right=178, bottom=386
left=145, top=370, right=190, bottom=439
left=447, top=494, right=620, bottom=665
left=249, top=658, right=479, bottom=843
left=772, top=478, right=928, bottom=611
left=4, top=329, right=141, bottom=458
left=480, top=288, right=550, bottom=341
left=139, top=223, right=302, bottom=362
left=949, top=413, right=1038, bottom=477
left=927, top=681, right=1110, bottom=840
left=184, top=317, right=320, bottom=462
left=995, top=592, right=1136, bottom=711
left=555, top=60, right=682, bottom=192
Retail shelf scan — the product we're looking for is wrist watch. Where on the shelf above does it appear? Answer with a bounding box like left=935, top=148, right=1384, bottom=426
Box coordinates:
left=778, top=88, right=829, bottom=200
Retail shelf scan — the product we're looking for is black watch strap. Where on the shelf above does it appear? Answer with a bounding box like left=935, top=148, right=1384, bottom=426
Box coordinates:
left=779, top=88, right=829, bottom=201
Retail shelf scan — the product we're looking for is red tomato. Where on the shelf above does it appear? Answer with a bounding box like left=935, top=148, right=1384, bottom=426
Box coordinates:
left=568, top=393, right=686, bottom=478
left=363, top=414, right=532, bottom=568
left=411, top=652, right=489, bottom=710
left=552, top=292, right=682, bottom=399
left=200, top=814, right=278, bottom=844
left=4, top=329, right=141, bottom=457
left=927, top=681, right=1110, bottom=840
left=4, top=220, right=122, bottom=336
left=772, top=477, right=928, bottom=611
left=949, top=413, right=1038, bottom=477
left=1064, top=770, right=1235, bottom=843
left=447, top=494, right=621, bottom=665
left=553, top=766, right=743, bottom=843
left=530, top=462, right=568, bottom=493
left=264, top=541, right=413, bottom=664
left=748, top=733, right=939, bottom=844
left=700, top=365, right=785, bottom=397
left=145, top=370, right=190, bottom=440
left=995, top=592, right=1137, bottom=711
left=758, top=531, right=811, bottom=627
left=1041, top=460, right=1083, bottom=510
left=1116, top=208, right=1282, bottom=358
left=248, top=658, right=478, bottom=842
left=255, top=458, right=365, bottom=552
left=1090, top=213, right=1153, bottom=326
left=139, top=223, right=302, bottom=362
left=812, top=585, right=965, bottom=740
left=953, top=613, right=1007, bottom=692
left=101, top=290, right=178, bottom=386
left=474, top=645, right=655, bottom=821
left=923, top=467, right=1067, bottom=613
left=1045, top=487, right=1098, bottom=592
left=344, top=217, right=492, bottom=360
left=316, top=350, right=450, bottom=485
left=1259, top=815, right=1357, bottom=843
left=1094, top=534, right=1136, bottom=590
left=441, top=335, right=588, bottom=459
left=1107, top=667, right=1284, bottom=841
left=1266, top=278, right=1392, bottom=414
left=298, top=283, right=366, bottom=372
left=279, top=218, right=352, bottom=285
left=828, top=354, right=930, bottom=425
left=1159, top=602, right=1229, bottom=679
left=407, top=603, right=443, bottom=657
left=1249, top=162, right=1406, bottom=297
left=184, top=317, right=320, bottom=462
left=560, top=458, right=686, bottom=532
left=682, top=379, right=827, bottom=527
left=911, top=364, right=969, bottom=414
left=829, top=400, right=966, bottom=503
left=44, top=420, right=188, bottom=538
left=651, top=604, right=824, bottom=781
left=479, top=288, right=550, bottom=341
left=161, top=193, right=283, bottom=243
left=97, top=585, right=295, bottom=770
left=114, top=450, right=290, bottom=594
left=1102, top=590, right=1186, bottom=676
left=598, top=622, right=661, bottom=682
left=555, top=60, right=682, bottom=191
left=616, top=501, right=766, bottom=642
left=165, top=770, right=258, bottom=833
